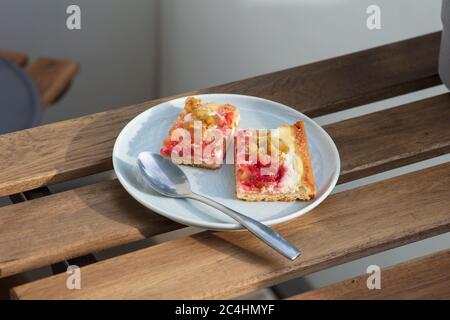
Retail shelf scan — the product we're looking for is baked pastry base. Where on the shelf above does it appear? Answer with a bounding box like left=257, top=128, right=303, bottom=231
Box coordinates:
left=236, top=121, right=316, bottom=201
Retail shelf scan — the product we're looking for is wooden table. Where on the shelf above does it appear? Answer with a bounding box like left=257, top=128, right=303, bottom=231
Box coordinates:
left=0, top=32, right=449, bottom=300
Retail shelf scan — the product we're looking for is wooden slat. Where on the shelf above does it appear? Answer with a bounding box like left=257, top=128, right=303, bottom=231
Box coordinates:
left=0, top=92, right=448, bottom=199
left=0, top=33, right=441, bottom=197
left=0, top=180, right=181, bottom=278
left=327, top=93, right=450, bottom=183
left=11, top=163, right=450, bottom=299
left=26, top=57, right=79, bottom=107
left=8, top=187, right=98, bottom=277
left=1, top=93, right=449, bottom=278
left=0, top=100, right=157, bottom=198
left=1, top=187, right=95, bottom=300
left=208, top=32, right=441, bottom=117
left=290, top=250, right=450, bottom=300
left=0, top=50, right=28, bottom=67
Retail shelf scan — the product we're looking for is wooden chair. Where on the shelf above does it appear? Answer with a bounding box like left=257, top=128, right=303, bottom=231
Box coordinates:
left=0, top=49, right=78, bottom=299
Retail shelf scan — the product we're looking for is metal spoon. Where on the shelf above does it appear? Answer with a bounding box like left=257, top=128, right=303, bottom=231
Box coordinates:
left=137, top=152, right=301, bottom=260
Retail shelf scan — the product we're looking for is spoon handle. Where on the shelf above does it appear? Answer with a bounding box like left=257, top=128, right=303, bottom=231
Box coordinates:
left=188, top=192, right=301, bottom=261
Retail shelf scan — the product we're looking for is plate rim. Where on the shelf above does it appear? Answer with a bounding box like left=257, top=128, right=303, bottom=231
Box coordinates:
left=113, top=93, right=340, bottom=230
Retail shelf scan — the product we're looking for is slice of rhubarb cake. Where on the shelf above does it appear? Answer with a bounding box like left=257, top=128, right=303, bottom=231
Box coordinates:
left=160, top=97, right=240, bottom=169
left=235, top=121, right=316, bottom=201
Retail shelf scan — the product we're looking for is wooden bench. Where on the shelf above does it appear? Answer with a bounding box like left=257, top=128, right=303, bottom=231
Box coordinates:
left=0, top=32, right=449, bottom=299
left=290, top=250, right=450, bottom=300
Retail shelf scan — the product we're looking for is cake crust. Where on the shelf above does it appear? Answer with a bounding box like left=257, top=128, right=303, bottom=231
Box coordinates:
left=235, top=120, right=316, bottom=201
left=293, top=120, right=316, bottom=200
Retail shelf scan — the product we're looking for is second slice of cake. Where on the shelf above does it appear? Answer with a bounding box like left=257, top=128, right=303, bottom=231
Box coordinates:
left=235, top=121, right=316, bottom=201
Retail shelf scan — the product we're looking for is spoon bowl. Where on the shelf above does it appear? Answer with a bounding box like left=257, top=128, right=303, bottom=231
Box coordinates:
left=137, top=152, right=191, bottom=197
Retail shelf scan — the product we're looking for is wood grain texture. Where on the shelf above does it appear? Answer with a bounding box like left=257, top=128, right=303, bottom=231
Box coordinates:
left=1, top=91, right=450, bottom=279
left=0, top=33, right=441, bottom=197
left=7, top=187, right=98, bottom=282
left=0, top=50, right=28, bottom=67
left=1, top=187, right=74, bottom=300
left=0, top=179, right=181, bottom=278
left=0, top=100, right=162, bottom=197
left=26, top=57, right=79, bottom=107
left=0, top=90, right=448, bottom=201
left=1, top=94, right=450, bottom=278
left=11, top=163, right=450, bottom=299
left=207, top=32, right=441, bottom=117
left=291, top=250, right=450, bottom=300
left=325, top=93, right=450, bottom=183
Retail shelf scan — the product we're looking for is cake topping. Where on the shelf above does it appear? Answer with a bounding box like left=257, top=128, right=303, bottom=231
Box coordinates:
left=160, top=97, right=239, bottom=167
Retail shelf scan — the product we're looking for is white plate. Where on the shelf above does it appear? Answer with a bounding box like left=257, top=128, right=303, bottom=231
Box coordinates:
left=113, top=94, right=340, bottom=230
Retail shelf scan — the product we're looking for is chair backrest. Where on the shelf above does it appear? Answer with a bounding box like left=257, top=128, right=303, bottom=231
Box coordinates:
left=0, top=57, right=42, bottom=134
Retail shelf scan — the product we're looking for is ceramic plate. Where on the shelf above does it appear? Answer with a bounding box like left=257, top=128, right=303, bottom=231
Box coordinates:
left=113, top=94, right=340, bottom=230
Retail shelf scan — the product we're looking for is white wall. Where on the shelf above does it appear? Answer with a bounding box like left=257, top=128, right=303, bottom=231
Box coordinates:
left=0, top=0, right=158, bottom=123
left=159, top=0, right=442, bottom=96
